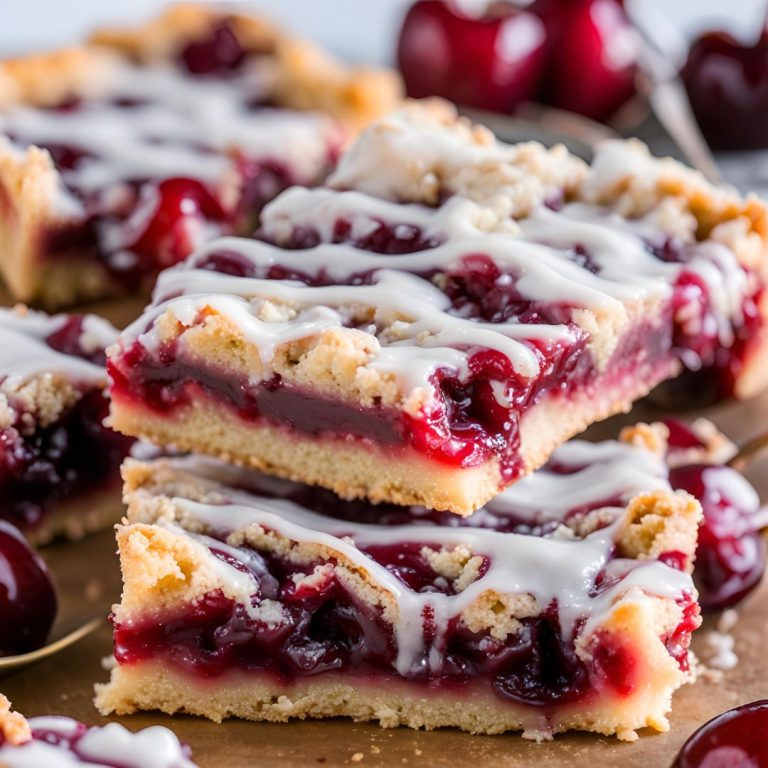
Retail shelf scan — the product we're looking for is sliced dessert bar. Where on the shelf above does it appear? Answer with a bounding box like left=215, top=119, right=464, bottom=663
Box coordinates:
left=0, top=4, right=399, bottom=307
left=96, top=431, right=702, bottom=741
left=107, top=103, right=768, bottom=514
left=0, top=306, right=132, bottom=544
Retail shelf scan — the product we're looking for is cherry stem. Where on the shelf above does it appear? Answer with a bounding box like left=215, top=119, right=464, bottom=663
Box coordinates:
left=728, top=431, right=768, bottom=472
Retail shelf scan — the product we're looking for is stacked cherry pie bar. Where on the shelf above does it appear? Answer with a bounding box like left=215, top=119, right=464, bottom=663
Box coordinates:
left=98, top=103, right=768, bottom=739
left=96, top=423, right=703, bottom=740
left=107, top=102, right=768, bottom=514
left=0, top=4, right=399, bottom=306
left=0, top=305, right=132, bottom=544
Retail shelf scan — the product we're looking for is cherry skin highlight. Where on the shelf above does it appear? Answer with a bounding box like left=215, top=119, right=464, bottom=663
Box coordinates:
left=672, top=700, right=768, bottom=768
left=397, top=0, right=547, bottom=113
left=668, top=463, right=766, bottom=613
left=682, top=28, right=768, bottom=150
left=0, top=521, right=57, bottom=655
left=529, top=0, right=638, bottom=121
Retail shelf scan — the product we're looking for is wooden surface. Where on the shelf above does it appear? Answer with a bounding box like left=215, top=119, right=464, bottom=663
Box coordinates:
left=2, top=387, right=768, bottom=767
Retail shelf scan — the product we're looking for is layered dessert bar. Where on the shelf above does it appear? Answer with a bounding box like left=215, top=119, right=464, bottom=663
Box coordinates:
left=107, top=103, right=768, bottom=513
left=0, top=695, right=197, bottom=767
left=0, top=4, right=399, bottom=306
left=0, top=305, right=132, bottom=544
left=96, top=427, right=702, bottom=741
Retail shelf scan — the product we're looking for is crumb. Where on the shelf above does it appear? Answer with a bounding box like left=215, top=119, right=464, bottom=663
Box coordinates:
left=0, top=696, right=30, bottom=746
left=101, top=655, right=117, bottom=671
left=717, top=609, right=738, bottom=633
left=351, top=753, right=364, bottom=763
left=414, top=749, right=422, bottom=756
left=370, top=746, right=381, bottom=755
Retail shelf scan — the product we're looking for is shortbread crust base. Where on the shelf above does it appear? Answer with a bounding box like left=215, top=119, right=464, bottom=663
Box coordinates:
left=25, top=481, right=124, bottom=546
left=95, top=660, right=682, bottom=742
left=109, top=359, right=680, bottom=514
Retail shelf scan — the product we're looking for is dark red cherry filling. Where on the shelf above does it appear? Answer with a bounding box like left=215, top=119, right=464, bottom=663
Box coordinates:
left=113, top=529, right=696, bottom=707
left=178, top=20, right=250, bottom=77
left=0, top=520, right=57, bottom=655
left=0, top=390, right=133, bottom=532
left=668, top=463, right=766, bottom=613
left=672, top=700, right=768, bottom=768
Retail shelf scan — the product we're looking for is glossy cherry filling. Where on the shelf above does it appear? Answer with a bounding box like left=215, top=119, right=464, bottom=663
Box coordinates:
left=0, top=390, right=132, bottom=532
left=112, top=538, right=694, bottom=706
left=120, top=248, right=684, bottom=480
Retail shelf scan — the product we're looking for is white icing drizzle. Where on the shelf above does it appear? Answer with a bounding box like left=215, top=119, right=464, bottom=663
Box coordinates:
left=0, top=62, right=340, bottom=207
left=0, top=717, right=197, bottom=768
left=0, top=308, right=112, bottom=389
left=147, top=434, right=694, bottom=678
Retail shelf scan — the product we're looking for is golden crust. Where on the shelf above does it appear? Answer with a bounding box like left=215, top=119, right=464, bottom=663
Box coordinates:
left=0, top=697, right=29, bottom=747
left=88, top=3, right=402, bottom=131
left=0, top=46, right=118, bottom=109
left=95, top=660, right=681, bottom=740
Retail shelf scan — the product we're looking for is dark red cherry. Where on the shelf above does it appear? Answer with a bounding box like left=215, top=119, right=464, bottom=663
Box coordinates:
left=682, top=29, right=768, bottom=150
left=663, top=418, right=707, bottom=452
left=123, top=178, right=228, bottom=271
left=397, top=0, right=547, bottom=112
left=179, top=21, right=247, bottom=76
left=529, top=0, right=638, bottom=121
left=0, top=521, right=57, bottom=655
left=668, top=464, right=765, bottom=613
left=672, top=700, right=768, bottom=768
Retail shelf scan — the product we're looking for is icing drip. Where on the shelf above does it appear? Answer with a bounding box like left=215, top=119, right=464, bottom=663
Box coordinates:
left=0, top=63, right=340, bottom=205
left=0, top=308, right=112, bottom=388
left=146, top=437, right=694, bottom=678
left=0, top=716, right=197, bottom=767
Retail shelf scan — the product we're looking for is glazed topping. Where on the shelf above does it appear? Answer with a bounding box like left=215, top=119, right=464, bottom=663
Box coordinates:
left=0, top=62, right=340, bottom=212
left=0, top=716, right=197, bottom=767
left=0, top=308, right=114, bottom=389
left=141, top=452, right=695, bottom=679
left=119, top=108, right=754, bottom=407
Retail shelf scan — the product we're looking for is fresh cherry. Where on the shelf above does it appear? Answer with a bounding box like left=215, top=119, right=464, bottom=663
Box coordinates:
left=529, top=0, right=638, bottom=121
left=119, top=177, right=228, bottom=271
left=0, top=521, right=57, bottom=655
left=672, top=700, right=768, bottom=768
left=397, top=0, right=548, bottom=113
left=668, top=463, right=766, bottom=613
left=682, top=28, right=768, bottom=151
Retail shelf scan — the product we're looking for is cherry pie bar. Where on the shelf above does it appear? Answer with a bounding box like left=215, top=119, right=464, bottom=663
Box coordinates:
left=96, top=424, right=702, bottom=741
left=0, top=696, right=197, bottom=767
left=107, top=102, right=768, bottom=514
left=0, top=305, right=132, bottom=544
left=0, top=4, right=400, bottom=307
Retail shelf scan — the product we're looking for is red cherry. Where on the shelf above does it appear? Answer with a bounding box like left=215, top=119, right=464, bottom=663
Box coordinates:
left=122, top=178, right=228, bottom=271
left=672, top=700, right=768, bottom=768
left=529, top=0, right=637, bottom=121
left=682, top=29, right=768, bottom=150
left=397, top=0, right=547, bottom=113
left=0, top=521, right=57, bottom=655
left=668, top=464, right=765, bottom=613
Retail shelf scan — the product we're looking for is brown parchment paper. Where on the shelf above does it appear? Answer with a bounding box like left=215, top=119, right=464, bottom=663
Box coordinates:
left=2, top=303, right=768, bottom=768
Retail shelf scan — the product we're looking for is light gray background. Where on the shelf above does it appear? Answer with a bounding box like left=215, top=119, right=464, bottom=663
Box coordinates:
left=2, top=1, right=766, bottom=62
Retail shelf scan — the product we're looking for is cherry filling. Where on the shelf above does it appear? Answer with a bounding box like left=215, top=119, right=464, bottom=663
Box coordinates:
left=113, top=535, right=693, bottom=707
left=0, top=390, right=132, bottom=532
left=0, top=520, right=57, bottom=655
left=118, top=248, right=682, bottom=481
left=672, top=700, right=768, bottom=768
left=669, top=464, right=766, bottom=613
